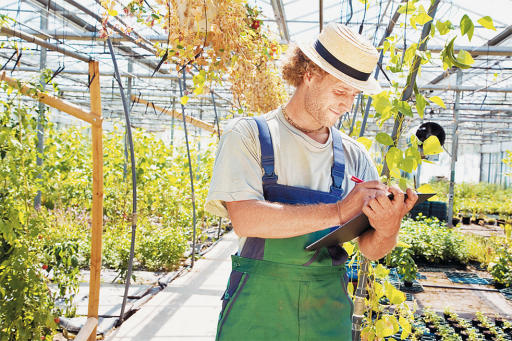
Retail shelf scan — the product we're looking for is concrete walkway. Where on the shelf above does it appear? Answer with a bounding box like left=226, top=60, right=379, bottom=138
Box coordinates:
left=107, top=231, right=238, bottom=340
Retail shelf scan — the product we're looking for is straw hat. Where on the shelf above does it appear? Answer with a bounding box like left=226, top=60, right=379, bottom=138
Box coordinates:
left=298, top=23, right=382, bottom=95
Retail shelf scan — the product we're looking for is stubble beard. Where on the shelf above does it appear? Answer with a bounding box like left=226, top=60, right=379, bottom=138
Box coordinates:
left=304, top=86, right=338, bottom=128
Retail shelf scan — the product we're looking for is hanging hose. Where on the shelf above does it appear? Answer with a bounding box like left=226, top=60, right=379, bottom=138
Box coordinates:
left=178, top=70, right=198, bottom=268
left=106, top=38, right=138, bottom=327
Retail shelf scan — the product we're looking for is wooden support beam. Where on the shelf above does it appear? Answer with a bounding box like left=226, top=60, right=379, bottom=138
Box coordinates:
left=87, top=60, right=104, bottom=341
left=0, top=72, right=101, bottom=126
left=131, top=95, right=221, bottom=134
left=75, top=317, right=98, bottom=341
left=0, top=26, right=92, bottom=63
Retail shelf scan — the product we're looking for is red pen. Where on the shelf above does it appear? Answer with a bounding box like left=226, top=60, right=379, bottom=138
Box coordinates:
left=350, top=175, right=364, bottom=183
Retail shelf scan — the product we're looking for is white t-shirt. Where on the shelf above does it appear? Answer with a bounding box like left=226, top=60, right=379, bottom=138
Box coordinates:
left=205, top=107, right=379, bottom=221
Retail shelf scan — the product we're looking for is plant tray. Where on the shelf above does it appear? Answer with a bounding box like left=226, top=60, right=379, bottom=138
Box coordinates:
left=445, top=271, right=492, bottom=285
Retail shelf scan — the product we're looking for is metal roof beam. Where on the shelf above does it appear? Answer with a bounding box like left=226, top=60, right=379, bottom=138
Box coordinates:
left=270, top=0, right=290, bottom=42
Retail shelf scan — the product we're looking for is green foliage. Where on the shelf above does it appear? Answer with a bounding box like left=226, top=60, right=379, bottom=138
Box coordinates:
left=427, top=181, right=512, bottom=218
left=0, top=82, right=57, bottom=339
left=386, top=247, right=418, bottom=283
left=460, top=14, right=474, bottom=41
left=400, top=216, right=468, bottom=264
left=489, top=245, right=512, bottom=287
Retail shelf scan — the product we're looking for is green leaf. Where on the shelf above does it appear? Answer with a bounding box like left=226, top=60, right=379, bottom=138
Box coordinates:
left=372, top=91, right=393, bottom=116
left=477, top=16, right=496, bottom=31
left=356, top=137, right=372, bottom=151
left=376, top=132, right=394, bottom=146
left=423, top=135, right=443, bottom=155
left=399, top=157, right=414, bottom=173
left=456, top=50, right=475, bottom=66
left=460, top=14, right=474, bottom=41
left=399, top=177, right=407, bottom=191
left=386, top=147, right=403, bottom=172
left=436, top=19, right=452, bottom=35
left=395, top=100, right=413, bottom=117
left=415, top=92, right=427, bottom=118
left=429, top=96, right=446, bottom=108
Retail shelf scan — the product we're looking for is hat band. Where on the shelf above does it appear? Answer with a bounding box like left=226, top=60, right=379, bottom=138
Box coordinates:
left=314, top=40, right=371, bottom=81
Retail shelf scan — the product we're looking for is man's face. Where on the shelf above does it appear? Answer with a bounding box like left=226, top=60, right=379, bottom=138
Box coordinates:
left=304, top=72, right=360, bottom=128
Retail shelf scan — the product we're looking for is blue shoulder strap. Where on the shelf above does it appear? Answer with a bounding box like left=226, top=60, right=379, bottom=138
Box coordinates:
left=330, top=128, right=346, bottom=194
left=253, top=116, right=278, bottom=184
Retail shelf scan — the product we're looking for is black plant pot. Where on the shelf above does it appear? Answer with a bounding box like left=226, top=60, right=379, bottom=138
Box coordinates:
left=452, top=218, right=460, bottom=226
left=494, top=318, right=504, bottom=328
left=462, top=216, right=471, bottom=225
left=453, top=323, right=463, bottom=333
left=460, top=330, right=469, bottom=341
left=404, top=280, right=413, bottom=288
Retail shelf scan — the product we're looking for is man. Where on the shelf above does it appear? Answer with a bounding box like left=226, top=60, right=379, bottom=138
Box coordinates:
left=205, top=23, right=418, bottom=340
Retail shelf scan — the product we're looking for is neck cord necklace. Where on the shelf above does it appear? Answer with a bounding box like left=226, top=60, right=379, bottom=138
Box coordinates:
left=281, top=106, right=324, bottom=134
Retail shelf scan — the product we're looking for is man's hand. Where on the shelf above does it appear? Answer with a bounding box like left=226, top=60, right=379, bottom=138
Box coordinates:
left=337, top=180, right=389, bottom=223
left=362, top=186, right=418, bottom=239
left=357, top=186, right=418, bottom=260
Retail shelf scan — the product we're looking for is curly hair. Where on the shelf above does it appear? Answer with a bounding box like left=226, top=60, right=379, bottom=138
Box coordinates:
left=281, top=45, right=327, bottom=87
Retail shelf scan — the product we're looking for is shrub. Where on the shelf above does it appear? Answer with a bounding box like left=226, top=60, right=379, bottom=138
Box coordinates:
left=399, top=216, right=468, bottom=264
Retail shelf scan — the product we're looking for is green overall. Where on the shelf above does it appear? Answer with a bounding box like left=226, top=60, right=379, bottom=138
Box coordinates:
left=216, top=116, right=353, bottom=340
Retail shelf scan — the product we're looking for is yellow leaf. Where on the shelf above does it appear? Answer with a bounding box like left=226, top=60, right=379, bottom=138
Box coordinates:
left=417, top=183, right=434, bottom=193
left=423, top=135, right=443, bottom=155
left=180, top=95, right=189, bottom=105
left=356, top=137, right=372, bottom=151
left=429, top=96, right=446, bottom=108
left=343, top=242, right=355, bottom=256
left=108, top=9, right=118, bottom=16
left=477, top=16, right=496, bottom=31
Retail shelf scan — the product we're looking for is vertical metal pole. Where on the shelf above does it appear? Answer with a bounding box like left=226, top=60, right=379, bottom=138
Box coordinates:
left=35, top=11, right=48, bottom=210
left=171, top=96, right=176, bottom=148
left=211, top=90, right=223, bottom=239
left=447, top=69, right=462, bottom=228
left=359, top=53, right=383, bottom=138
left=319, top=0, right=323, bottom=32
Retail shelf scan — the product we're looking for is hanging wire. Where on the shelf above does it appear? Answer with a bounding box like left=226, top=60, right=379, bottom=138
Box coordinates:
left=372, top=0, right=384, bottom=45
left=359, top=0, right=367, bottom=34
left=344, top=0, right=354, bottom=25
left=106, top=38, right=138, bottom=327
left=178, top=71, right=198, bottom=268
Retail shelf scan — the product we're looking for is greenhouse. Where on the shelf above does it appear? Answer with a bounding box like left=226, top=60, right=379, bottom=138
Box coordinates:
left=0, top=0, right=511, bottom=340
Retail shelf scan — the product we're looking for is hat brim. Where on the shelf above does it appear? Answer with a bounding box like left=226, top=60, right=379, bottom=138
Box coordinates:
left=298, top=40, right=382, bottom=96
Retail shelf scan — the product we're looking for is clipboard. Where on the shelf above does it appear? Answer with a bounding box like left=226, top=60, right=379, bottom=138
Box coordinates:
left=304, top=193, right=436, bottom=251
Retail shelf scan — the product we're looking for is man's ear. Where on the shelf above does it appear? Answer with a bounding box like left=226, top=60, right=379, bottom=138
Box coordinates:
left=303, top=70, right=314, bottom=85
